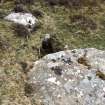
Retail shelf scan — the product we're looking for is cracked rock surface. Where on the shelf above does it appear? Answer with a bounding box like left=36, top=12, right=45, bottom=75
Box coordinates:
left=27, top=48, right=105, bottom=105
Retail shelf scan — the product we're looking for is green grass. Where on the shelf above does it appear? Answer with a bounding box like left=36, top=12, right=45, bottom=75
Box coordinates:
left=1, top=0, right=105, bottom=104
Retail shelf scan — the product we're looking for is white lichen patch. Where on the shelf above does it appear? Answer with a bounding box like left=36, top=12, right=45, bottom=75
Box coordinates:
left=47, top=77, right=61, bottom=85
left=47, top=77, right=56, bottom=83
left=103, top=87, right=105, bottom=92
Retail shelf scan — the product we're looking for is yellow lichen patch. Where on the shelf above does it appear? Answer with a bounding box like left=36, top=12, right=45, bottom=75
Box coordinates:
left=77, top=57, right=91, bottom=69
left=96, top=70, right=105, bottom=80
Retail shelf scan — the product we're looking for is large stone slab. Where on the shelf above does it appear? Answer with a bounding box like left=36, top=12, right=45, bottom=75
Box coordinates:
left=27, top=48, right=105, bottom=105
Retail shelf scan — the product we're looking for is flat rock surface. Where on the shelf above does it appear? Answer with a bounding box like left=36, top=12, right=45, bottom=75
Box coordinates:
left=27, top=48, right=105, bottom=105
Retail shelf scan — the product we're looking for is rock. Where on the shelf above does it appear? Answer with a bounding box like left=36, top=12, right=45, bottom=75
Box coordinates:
left=27, top=48, right=105, bottom=105
left=4, top=12, right=38, bottom=29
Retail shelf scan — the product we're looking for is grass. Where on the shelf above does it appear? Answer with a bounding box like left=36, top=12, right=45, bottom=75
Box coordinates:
left=1, top=0, right=105, bottom=104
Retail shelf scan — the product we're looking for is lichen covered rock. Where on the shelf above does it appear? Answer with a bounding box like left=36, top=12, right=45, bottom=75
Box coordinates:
left=4, top=12, right=38, bottom=29
left=27, top=48, right=105, bottom=105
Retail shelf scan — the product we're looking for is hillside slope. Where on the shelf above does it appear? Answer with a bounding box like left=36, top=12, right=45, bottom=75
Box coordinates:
left=1, top=0, right=105, bottom=105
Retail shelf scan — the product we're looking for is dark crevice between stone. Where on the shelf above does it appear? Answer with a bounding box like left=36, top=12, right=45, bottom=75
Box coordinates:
left=51, top=66, right=62, bottom=76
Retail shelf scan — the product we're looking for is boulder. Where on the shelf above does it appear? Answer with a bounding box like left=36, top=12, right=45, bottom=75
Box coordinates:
left=27, top=48, right=105, bottom=105
left=4, top=12, right=38, bottom=29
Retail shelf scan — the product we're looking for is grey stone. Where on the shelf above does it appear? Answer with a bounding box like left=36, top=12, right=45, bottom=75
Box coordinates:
left=4, top=12, right=38, bottom=30
left=27, top=48, right=105, bottom=105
